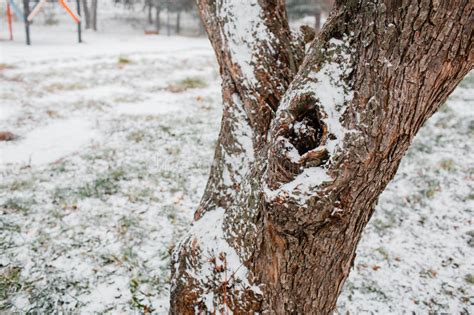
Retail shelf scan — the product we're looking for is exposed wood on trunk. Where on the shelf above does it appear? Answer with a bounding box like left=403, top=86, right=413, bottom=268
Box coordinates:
left=171, top=0, right=473, bottom=313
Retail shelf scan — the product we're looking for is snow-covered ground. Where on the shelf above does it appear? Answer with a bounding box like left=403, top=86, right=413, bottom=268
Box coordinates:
left=1, top=15, right=473, bottom=314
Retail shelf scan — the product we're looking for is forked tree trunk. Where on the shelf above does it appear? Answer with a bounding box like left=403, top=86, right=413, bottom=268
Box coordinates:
left=171, top=0, right=473, bottom=313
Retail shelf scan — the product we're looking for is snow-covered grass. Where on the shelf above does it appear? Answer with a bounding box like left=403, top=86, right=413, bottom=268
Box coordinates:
left=1, top=21, right=220, bottom=313
left=338, top=77, right=474, bottom=313
left=1, top=19, right=473, bottom=314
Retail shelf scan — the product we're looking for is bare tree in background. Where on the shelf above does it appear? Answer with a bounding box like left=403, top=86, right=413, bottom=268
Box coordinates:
left=91, top=0, right=97, bottom=31
left=170, top=0, right=472, bottom=313
left=315, top=0, right=334, bottom=31
left=287, top=0, right=334, bottom=32
left=143, top=0, right=164, bottom=32
left=81, top=0, right=97, bottom=31
left=172, top=0, right=194, bottom=34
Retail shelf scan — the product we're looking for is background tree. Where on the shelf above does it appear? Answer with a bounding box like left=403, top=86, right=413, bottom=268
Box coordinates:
left=81, top=0, right=98, bottom=31
left=171, top=0, right=195, bottom=34
left=286, top=0, right=334, bottom=31
left=170, top=0, right=472, bottom=313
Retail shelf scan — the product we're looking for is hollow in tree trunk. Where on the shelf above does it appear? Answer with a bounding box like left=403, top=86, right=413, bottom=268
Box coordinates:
left=171, top=0, right=473, bottom=313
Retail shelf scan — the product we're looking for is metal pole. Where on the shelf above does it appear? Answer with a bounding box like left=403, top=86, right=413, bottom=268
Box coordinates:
left=166, top=0, right=170, bottom=36
left=22, top=0, right=31, bottom=45
left=7, top=1, right=14, bottom=41
left=76, top=0, right=82, bottom=43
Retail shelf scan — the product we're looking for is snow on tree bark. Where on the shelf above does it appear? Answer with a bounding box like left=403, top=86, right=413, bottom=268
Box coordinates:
left=171, top=0, right=473, bottom=313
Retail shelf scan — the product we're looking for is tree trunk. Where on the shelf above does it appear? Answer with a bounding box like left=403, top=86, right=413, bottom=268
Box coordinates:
left=171, top=0, right=473, bottom=313
left=315, top=10, right=321, bottom=32
left=155, top=6, right=161, bottom=31
left=176, top=11, right=181, bottom=35
left=81, top=0, right=91, bottom=29
left=91, top=0, right=97, bottom=31
left=147, top=2, right=153, bottom=25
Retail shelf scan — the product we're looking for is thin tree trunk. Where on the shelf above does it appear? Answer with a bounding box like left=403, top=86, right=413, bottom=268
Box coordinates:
left=91, top=0, right=97, bottom=31
left=155, top=7, right=161, bottom=31
left=171, top=0, right=473, bottom=313
left=81, top=0, right=90, bottom=29
left=315, top=10, right=321, bottom=32
left=176, top=11, right=181, bottom=35
left=147, top=2, right=152, bottom=25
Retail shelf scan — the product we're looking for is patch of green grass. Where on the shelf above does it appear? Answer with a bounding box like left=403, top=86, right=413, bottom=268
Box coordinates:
left=0, top=266, right=23, bottom=310
left=83, top=148, right=117, bottom=162
left=73, top=99, right=109, bottom=111
left=466, top=230, right=474, bottom=248
left=114, top=94, right=141, bottom=104
left=77, top=168, right=127, bottom=199
left=44, top=82, right=87, bottom=92
left=122, top=247, right=137, bottom=263
left=117, top=215, right=139, bottom=236
left=118, top=56, right=132, bottom=65
left=0, top=63, right=16, bottom=71
left=420, top=268, right=438, bottom=279
left=52, top=187, right=72, bottom=205
left=1, top=197, right=34, bottom=214
left=129, top=278, right=153, bottom=313
left=375, top=247, right=390, bottom=261
left=51, top=162, right=67, bottom=173
left=99, top=254, right=121, bottom=266
left=438, top=159, right=455, bottom=171
left=360, top=281, right=388, bottom=300
left=0, top=219, right=21, bottom=234
left=465, top=274, right=474, bottom=285
left=77, top=177, right=118, bottom=199
left=179, top=77, right=207, bottom=89
left=10, top=179, right=34, bottom=191
left=372, top=215, right=397, bottom=234
left=0, top=179, right=34, bottom=192
left=126, top=187, right=157, bottom=203
left=423, top=180, right=441, bottom=199
left=30, top=232, right=51, bottom=252
left=168, top=77, right=207, bottom=92
left=127, top=130, right=146, bottom=143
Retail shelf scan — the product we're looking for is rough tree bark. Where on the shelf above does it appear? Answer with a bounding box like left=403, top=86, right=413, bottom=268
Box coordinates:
left=171, top=0, right=473, bottom=313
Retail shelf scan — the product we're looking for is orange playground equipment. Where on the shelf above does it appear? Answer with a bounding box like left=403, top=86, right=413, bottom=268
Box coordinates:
left=3, top=0, right=82, bottom=45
